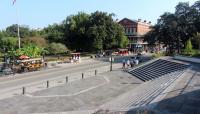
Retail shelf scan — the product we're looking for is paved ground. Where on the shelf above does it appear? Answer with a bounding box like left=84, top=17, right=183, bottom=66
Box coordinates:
left=0, top=70, right=142, bottom=114
left=2, top=55, right=199, bottom=114
left=153, top=62, right=200, bottom=114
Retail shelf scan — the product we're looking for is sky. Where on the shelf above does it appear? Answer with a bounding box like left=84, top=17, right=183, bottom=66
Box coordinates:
left=0, top=0, right=197, bottom=30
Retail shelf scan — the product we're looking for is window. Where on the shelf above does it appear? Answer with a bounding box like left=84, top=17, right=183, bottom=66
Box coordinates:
left=125, top=28, right=128, bottom=34
left=128, top=28, right=130, bottom=34
left=133, top=28, right=136, bottom=33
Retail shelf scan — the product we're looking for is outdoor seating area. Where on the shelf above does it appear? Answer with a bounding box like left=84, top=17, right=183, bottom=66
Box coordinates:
left=0, top=57, right=45, bottom=76
left=129, top=59, right=189, bottom=81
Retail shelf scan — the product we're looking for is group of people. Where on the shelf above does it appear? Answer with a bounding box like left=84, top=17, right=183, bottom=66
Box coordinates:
left=122, top=57, right=139, bottom=69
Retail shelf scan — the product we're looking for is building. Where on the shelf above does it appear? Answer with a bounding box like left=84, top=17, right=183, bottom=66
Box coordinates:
left=118, top=18, right=152, bottom=52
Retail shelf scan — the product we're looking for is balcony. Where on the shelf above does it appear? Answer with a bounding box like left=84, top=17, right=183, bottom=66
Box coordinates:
left=129, top=40, right=137, bottom=44
left=125, top=32, right=137, bottom=36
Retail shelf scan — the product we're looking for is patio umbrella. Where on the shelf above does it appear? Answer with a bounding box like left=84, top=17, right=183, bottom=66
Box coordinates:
left=19, top=55, right=30, bottom=60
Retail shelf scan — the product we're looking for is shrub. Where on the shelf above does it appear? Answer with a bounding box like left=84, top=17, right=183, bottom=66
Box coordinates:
left=48, top=43, right=68, bottom=55
left=22, top=37, right=48, bottom=48
left=152, top=52, right=166, bottom=58
left=183, top=39, right=194, bottom=56
left=192, top=50, right=200, bottom=58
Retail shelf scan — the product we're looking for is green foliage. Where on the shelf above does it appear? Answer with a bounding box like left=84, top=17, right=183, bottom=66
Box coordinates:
left=192, top=50, right=200, bottom=58
left=5, top=24, right=30, bottom=38
left=183, top=39, right=194, bottom=55
left=48, top=43, right=68, bottom=55
left=144, top=1, right=200, bottom=54
left=0, top=37, right=18, bottom=51
left=64, top=12, right=90, bottom=51
left=64, top=11, right=128, bottom=52
left=8, top=45, right=44, bottom=58
left=22, top=37, right=48, bottom=48
left=193, top=32, right=200, bottom=50
left=0, top=11, right=128, bottom=53
left=152, top=52, right=167, bottom=58
left=43, top=24, right=65, bottom=43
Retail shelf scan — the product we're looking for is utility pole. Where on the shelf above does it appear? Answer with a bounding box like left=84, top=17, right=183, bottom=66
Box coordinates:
left=17, top=23, right=20, bottom=48
left=13, top=0, right=21, bottom=48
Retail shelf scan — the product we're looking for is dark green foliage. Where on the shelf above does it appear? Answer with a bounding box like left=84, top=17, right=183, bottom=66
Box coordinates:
left=48, top=42, right=68, bottom=55
left=5, top=24, right=30, bottom=38
left=64, top=11, right=128, bottom=52
left=43, top=24, right=65, bottom=43
left=184, top=39, right=194, bottom=55
left=0, top=11, right=128, bottom=53
left=0, top=37, right=18, bottom=51
left=144, top=1, right=200, bottom=54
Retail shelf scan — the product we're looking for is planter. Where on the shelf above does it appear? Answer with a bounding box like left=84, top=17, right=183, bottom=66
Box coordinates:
left=174, top=55, right=200, bottom=63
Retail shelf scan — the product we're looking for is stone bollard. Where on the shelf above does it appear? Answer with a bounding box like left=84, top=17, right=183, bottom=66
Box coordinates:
left=66, top=76, right=68, bottom=83
left=47, top=81, right=49, bottom=88
left=95, top=70, right=97, bottom=76
left=22, top=87, right=25, bottom=95
left=82, top=73, right=84, bottom=79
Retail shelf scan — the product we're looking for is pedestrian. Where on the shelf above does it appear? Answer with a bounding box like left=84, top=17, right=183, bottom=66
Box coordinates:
left=126, top=59, right=130, bottom=68
left=135, top=59, right=139, bottom=65
left=122, top=59, right=126, bottom=69
left=130, top=59, right=134, bottom=68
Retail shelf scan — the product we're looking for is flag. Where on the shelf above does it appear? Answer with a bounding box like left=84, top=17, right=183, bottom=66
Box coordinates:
left=12, top=0, right=16, bottom=5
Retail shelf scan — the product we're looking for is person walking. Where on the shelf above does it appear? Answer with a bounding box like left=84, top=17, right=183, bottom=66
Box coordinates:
left=122, top=59, right=126, bottom=69
left=130, top=59, right=134, bottom=68
left=126, top=59, right=130, bottom=68
left=135, top=59, right=139, bottom=65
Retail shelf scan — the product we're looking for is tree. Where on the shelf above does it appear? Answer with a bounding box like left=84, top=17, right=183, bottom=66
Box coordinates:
left=5, top=24, right=30, bottom=38
left=145, top=12, right=180, bottom=54
left=175, top=2, right=197, bottom=44
left=0, top=37, right=18, bottom=51
left=64, top=12, right=90, bottom=51
left=144, top=1, right=200, bottom=54
left=184, top=39, right=194, bottom=55
left=87, top=11, right=128, bottom=51
left=192, top=0, right=200, bottom=32
left=193, top=32, right=200, bottom=50
left=1, top=11, right=128, bottom=53
left=48, top=43, right=68, bottom=55
left=22, top=37, right=48, bottom=48
left=8, top=44, right=44, bottom=58
left=43, top=24, right=65, bottom=43
left=63, top=11, right=128, bottom=52
left=115, top=24, right=129, bottom=48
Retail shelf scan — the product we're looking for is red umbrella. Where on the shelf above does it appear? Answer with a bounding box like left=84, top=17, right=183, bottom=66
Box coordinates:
left=19, top=55, right=30, bottom=59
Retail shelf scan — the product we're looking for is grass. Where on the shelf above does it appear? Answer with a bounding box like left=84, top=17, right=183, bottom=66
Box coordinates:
left=181, top=49, right=200, bottom=58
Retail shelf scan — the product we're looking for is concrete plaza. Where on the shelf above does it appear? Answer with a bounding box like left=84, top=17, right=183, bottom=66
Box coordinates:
left=0, top=70, right=142, bottom=114
left=0, top=57, right=199, bottom=114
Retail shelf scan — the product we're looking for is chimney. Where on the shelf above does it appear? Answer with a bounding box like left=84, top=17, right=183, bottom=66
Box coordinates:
left=138, top=19, right=141, bottom=22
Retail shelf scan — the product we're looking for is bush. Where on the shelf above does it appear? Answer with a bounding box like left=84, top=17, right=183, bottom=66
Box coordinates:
left=152, top=52, right=166, bottom=58
left=183, top=39, right=194, bottom=56
left=48, top=43, right=68, bottom=55
left=22, top=37, right=48, bottom=48
left=191, top=50, right=200, bottom=58
left=0, top=58, right=3, bottom=62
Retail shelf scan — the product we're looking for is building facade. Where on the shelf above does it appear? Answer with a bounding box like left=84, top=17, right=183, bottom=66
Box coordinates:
left=118, top=18, right=152, bottom=52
